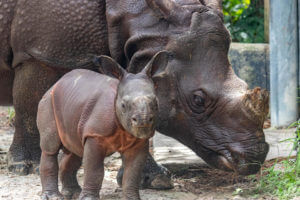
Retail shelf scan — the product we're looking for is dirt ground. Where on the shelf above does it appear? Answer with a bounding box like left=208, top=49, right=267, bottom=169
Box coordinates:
left=0, top=107, right=297, bottom=200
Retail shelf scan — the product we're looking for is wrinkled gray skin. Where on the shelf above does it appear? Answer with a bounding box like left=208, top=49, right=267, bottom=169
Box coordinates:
left=0, top=0, right=268, bottom=188
left=102, top=52, right=164, bottom=139
left=38, top=53, right=165, bottom=200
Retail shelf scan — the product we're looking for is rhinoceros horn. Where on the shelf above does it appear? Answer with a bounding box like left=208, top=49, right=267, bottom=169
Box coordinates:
left=242, top=87, right=269, bottom=125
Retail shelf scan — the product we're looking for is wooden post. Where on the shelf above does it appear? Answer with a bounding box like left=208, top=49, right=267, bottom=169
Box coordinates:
left=264, top=0, right=269, bottom=43
left=270, top=0, right=298, bottom=127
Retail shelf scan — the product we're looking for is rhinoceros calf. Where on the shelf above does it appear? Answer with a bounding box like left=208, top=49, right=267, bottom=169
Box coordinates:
left=37, top=51, right=168, bottom=200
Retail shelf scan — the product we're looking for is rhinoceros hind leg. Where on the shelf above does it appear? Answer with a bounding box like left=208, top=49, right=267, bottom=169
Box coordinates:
left=59, top=152, right=82, bottom=200
left=40, top=152, right=64, bottom=200
left=117, top=152, right=174, bottom=189
left=8, top=60, right=63, bottom=175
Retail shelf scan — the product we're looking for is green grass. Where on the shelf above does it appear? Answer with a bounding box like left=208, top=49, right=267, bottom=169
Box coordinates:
left=7, top=107, right=15, bottom=124
left=252, top=159, right=300, bottom=200
left=243, top=121, right=300, bottom=200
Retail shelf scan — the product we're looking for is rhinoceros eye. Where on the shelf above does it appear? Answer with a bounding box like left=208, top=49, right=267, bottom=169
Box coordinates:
left=121, top=103, right=126, bottom=112
left=193, top=91, right=206, bottom=106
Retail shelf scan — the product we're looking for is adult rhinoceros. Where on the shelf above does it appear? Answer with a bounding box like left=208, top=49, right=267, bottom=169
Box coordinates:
left=0, top=0, right=269, bottom=188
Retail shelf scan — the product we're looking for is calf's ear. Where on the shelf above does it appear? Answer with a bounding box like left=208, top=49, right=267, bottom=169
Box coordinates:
left=93, top=55, right=126, bottom=80
left=142, top=51, right=170, bottom=78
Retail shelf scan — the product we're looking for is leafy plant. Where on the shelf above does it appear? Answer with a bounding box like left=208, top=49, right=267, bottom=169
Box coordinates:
left=253, top=159, right=300, bottom=200
left=223, top=0, right=265, bottom=43
left=7, top=107, right=15, bottom=123
left=223, top=0, right=251, bottom=23
left=292, top=120, right=300, bottom=174
left=244, top=121, right=300, bottom=200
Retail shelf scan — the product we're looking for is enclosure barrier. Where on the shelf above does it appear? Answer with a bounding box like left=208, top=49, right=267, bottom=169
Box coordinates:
left=270, top=0, right=299, bottom=127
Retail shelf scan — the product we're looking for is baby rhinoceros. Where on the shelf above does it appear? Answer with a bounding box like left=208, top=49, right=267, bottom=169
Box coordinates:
left=37, top=51, right=169, bottom=200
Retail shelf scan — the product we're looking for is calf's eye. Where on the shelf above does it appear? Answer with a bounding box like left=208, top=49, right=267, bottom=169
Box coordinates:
left=121, top=103, right=126, bottom=110
left=193, top=90, right=206, bottom=106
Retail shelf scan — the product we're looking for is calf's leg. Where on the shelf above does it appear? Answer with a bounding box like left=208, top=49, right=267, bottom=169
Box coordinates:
left=38, top=89, right=63, bottom=199
left=121, top=141, right=149, bottom=200
left=8, top=60, right=65, bottom=175
left=40, top=152, right=63, bottom=200
left=59, top=152, right=82, bottom=200
left=79, top=138, right=106, bottom=200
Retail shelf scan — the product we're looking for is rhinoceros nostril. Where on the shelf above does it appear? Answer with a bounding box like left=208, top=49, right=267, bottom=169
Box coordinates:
left=132, top=117, right=137, bottom=122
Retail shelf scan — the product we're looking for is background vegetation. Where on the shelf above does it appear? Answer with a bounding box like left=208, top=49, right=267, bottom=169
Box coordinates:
left=223, top=0, right=265, bottom=43
left=247, top=124, right=300, bottom=200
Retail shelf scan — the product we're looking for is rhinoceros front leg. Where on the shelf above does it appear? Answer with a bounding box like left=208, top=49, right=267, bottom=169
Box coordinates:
left=79, top=138, right=106, bottom=200
left=7, top=60, right=63, bottom=175
left=121, top=140, right=149, bottom=200
left=117, top=151, right=173, bottom=190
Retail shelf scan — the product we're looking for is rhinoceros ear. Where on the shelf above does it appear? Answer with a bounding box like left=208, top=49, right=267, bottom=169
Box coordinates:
left=142, top=51, right=170, bottom=78
left=203, top=0, right=223, bottom=13
left=145, top=0, right=176, bottom=20
left=146, top=0, right=207, bottom=25
left=93, top=55, right=126, bottom=80
left=202, top=0, right=223, bottom=18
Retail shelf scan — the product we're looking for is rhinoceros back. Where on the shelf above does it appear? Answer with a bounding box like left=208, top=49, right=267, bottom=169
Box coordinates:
left=0, top=0, right=17, bottom=71
left=10, top=0, right=109, bottom=69
left=48, top=69, right=118, bottom=154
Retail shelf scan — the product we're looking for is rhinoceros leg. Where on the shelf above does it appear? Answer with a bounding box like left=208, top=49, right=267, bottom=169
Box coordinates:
left=7, top=60, right=64, bottom=175
left=59, top=152, right=82, bottom=200
left=0, top=70, right=14, bottom=106
left=40, top=151, right=64, bottom=200
left=117, top=152, right=173, bottom=190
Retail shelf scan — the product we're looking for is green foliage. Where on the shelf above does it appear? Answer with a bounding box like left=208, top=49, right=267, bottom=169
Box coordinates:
left=7, top=107, right=15, bottom=123
left=292, top=120, right=300, bottom=174
left=252, top=159, right=300, bottom=200
left=223, top=0, right=265, bottom=43
left=244, top=121, right=300, bottom=199
left=223, top=0, right=251, bottom=23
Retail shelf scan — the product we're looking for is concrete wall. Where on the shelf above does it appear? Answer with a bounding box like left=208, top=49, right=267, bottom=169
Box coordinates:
left=229, top=42, right=270, bottom=90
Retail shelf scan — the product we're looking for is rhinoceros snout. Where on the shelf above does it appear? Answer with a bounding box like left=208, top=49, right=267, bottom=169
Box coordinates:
left=131, top=113, right=154, bottom=127
left=229, top=141, right=269, bottom=175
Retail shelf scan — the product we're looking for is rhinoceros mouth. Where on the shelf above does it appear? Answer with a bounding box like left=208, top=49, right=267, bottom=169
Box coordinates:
left=195, top=140, right=268, bottom=175
left=130, top=126, right=155, bottom=139
left=194, top=144, right=236, bottom=172
left=215, top=150, right=265, bottom=175
left=218, top=155, right=235, bottom=171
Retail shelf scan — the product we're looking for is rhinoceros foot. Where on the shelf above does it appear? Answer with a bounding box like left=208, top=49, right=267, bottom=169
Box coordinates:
left=41, top=191, right=64, bottom=200
left=78, top=193, right=99, bottom=200
left=7, top=150, right=40, bottom=175
left=117, top=154, right=174, bottom=189
left=61, top=186, right=81, bottom=200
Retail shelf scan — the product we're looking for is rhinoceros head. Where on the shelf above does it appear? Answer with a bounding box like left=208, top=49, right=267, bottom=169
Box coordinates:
left=152, top=0, right=269, bottom=175
left=95, top=51, right=168, bottom=139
